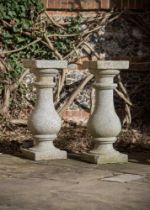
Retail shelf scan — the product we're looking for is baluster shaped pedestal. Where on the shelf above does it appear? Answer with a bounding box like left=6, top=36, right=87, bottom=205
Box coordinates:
left=21, top=60, right=67, bottom=160
left=71, top=61, right=129, bottom=164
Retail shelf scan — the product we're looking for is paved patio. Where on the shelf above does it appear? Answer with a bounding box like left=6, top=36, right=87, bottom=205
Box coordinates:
left=0, top=153, right=149, bottom=210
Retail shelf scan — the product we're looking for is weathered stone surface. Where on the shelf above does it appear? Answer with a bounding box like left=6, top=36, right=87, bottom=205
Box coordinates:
left=22, top=60, right=67, bottom=160
left=21, top=147, right=67, bottom=161
left=23, top=59, right=68, bottom=69
left=69, top=151, right=128, bottom=164
left=0, top=154, right=150, bottom=210
left=102, top=174, right=144, bottom=183
left=85, top=60, right=129, bottom=70
left=73, top=61, right=129, bottom=164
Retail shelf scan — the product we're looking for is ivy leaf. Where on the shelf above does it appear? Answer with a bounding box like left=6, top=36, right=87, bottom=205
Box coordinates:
left=16, top=36, right=26, bottom=43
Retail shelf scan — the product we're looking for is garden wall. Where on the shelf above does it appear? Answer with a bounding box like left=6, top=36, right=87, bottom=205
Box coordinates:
left=40, top=0, right=150, bottom=126
left=43, top=0, right=150, bottom=10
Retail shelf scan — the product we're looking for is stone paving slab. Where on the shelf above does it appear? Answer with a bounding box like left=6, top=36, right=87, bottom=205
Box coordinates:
left=102, top=173, right=144, bottom=183
left=0, top=154, right=150, bottom=210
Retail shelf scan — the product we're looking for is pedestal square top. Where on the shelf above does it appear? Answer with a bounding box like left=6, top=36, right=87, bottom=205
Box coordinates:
left=23, top=60, right=68, bottom=69
left=84, top=61, right=129, bottom=70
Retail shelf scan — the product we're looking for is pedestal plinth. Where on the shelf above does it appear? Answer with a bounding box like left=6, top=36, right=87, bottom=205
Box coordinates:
left=21, top=60, right=67, bottom=160
left=70, top=61, right=129, bottom=164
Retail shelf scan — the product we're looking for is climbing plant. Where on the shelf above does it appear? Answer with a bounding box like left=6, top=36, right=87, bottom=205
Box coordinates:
left=0, top=0, right=135, bottom=129
left=0, top=0, right=82, bottom=122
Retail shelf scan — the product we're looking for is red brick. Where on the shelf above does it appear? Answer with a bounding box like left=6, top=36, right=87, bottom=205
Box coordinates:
left=63, top=110, right=89, bottom=122
left=46, top=11, right=98, bottom=17
left=143, top=0, right=150, bottom=8
left=110, top=0, right=121, bottom=9
left=42, top=0, right=48, bottom=8
left=45, top=0, right=150, bottom=11
left=47, top=0, right=99, bottom=10
left=101, top=0, right=110, bottom=9
left=122, top=0, right=129, bottom=9
left=128, top=0, right=136, bottom=9
left=68, top=0, right=81, bottom=10
left=135, top=0, right=143, bottom=9
left=113, top=0, right=150, bottom=9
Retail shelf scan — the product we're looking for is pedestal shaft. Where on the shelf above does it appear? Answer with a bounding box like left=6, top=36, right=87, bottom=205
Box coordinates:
left=71, top=61, right=129, bottom=164
left=29, top=87, right=61, bottom=136
left=21, top=60, right=67, bottom=160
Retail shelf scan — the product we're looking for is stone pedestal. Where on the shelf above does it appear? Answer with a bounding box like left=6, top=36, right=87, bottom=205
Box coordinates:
left=70, top=61, right=129, bottom=164
left=21, top=60, right=67, bottom=160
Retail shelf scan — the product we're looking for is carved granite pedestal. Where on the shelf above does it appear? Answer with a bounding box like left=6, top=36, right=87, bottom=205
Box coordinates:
left=21, top=60, right=67, bottom=160
left=70, top=61, right=129, bottom=164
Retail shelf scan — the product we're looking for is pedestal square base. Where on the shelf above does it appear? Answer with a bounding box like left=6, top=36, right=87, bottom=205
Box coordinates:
left=69, top=151, right=128, bottom=164
left=21, top=148, right=67, bottom=161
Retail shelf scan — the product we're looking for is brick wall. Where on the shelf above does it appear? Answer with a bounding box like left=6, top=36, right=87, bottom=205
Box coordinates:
left=43, top=0, right=150, bottom=10
left=41, top=0, right=150, bottom=124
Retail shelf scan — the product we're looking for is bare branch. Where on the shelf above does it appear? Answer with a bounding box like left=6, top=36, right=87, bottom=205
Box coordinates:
left=58, top=74, right=94, bottom=116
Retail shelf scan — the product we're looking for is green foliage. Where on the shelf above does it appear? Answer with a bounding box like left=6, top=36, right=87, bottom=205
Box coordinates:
left=0, top=0, right=44, bottom=80
left=6, top=55, right=23, bottom=80
left=0, top=0, right=82, bottom=117
left=54, top=16, right=81, bottom=55
left=0, top=0, right=44, bottom=116
left=0, top=0, right=43, bottom=21
left=67, top=16, right=81, bottom=33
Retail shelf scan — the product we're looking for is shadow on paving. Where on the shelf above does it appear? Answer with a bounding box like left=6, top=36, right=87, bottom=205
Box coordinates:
left=0, top=154, right=150, bottom=210
left=0, top=139, right=149, bottom=165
